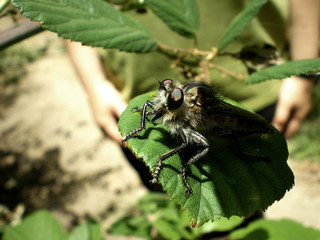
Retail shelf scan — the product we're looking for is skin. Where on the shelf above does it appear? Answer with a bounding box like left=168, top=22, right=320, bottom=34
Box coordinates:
left=272, top=0, right=320, bottom=138
left=67, top=1, right=319, bottom=142
left=66, top=41, right=126, bottom=143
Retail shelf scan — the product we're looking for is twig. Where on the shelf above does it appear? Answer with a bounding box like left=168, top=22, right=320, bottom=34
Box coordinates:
left=0, top=20, right=43, bottom=50
left=208, top=62, right=246, bottom=81
left=157, top=42, right=217, bottom=59
left=200, top=60, right=211, bottom=84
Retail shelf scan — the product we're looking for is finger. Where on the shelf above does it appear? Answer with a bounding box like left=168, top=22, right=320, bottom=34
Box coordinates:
left=284, top=105, right=311, bottom=138
left=272, top=103, right=292, bottom=134
left=99, top=117, right=122, bottom=143
left=283, top=117, right=301, bottom=139
left=114, top=102, right=127, bottom=118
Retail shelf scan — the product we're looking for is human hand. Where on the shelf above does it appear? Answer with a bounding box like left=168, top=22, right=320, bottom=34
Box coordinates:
left=272, top=76, right=313, bottom=138
left=88, top=80, right=127, bottom=143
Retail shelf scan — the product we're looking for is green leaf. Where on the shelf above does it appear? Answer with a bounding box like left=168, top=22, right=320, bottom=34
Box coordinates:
left=218, top=0, right=268, bottom=50
left=108, top=215, right=152, bottom=239
left=155, top=217, right=194, bottom=240
left=229, top=219, right=320, bottom=240
left=69, top=219, right=103, bottom=240
left=194, top=216, right=244, bottom=235
left=3, top=210, right=68, bottom=240
left=145, top=0, right=199, bottom=38
left=11, top=0, right=157, bottom=53
left=246, top=58, right=320, bottom=83
left=118, top=91, right=294, bottom=225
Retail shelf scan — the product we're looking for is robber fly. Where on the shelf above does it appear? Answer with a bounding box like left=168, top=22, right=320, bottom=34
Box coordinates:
left=122, top=79, right=274, bottom=196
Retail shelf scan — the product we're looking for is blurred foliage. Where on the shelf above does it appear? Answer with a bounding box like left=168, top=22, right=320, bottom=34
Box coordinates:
left=109, top=192, right=244, bottom=240
left=0, top=45, right=47, bottom=87
left=1, top=209, right=103, bottom=240
left=229, top=218, right=320, bottom=240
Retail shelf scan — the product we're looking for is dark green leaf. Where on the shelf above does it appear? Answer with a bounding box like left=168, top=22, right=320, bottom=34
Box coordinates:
left=218, top=0, right=268, bottom=50
left=11, top=0, right=157, bottom=53
left=245, top=58, right=320, bottom=83
left=229, top=219, right=320, bottom=240
left=145, top=0, right=199, bottom=38
left=3, top=210, right=68, bottom=240
left=118, top=92, right=294, bottom=225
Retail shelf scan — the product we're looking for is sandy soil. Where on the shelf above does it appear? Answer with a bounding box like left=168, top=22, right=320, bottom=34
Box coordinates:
left=1, top=30, right=320, bottom=236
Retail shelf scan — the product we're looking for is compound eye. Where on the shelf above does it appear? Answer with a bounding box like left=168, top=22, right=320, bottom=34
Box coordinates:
left=162, top=79, right=173, bottom=87
left=159, top=79, right=173, bottom=90
left=167, top=88, right=184, bottom=110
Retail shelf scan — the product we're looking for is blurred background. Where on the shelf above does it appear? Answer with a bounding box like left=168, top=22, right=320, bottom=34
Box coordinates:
left=1, top=3, right=320, bottom=236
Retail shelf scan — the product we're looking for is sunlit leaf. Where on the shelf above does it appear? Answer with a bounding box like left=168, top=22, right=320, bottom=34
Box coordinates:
left=3, top=210, right=68, bottom=240
left=69, top=219, right=103, bottom=240
left=229, top=219, right=320, bottom=240
left=108, top=215, right=152, bottom=239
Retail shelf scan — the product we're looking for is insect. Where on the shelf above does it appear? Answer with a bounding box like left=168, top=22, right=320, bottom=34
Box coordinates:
left=122, top=79, right=274, bottom=196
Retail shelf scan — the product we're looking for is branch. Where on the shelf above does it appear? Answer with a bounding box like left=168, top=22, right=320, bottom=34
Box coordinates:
left=208, top=62, right=246, bottom=81
left=157, top=42, right=217, bottom=60
left=0, top=20, right=43, bottom=50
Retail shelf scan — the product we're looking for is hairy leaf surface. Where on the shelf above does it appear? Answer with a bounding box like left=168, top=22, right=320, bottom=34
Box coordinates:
left=246, top=58, right=320, bottom=83
left=12, top=0, right=157, bottom=52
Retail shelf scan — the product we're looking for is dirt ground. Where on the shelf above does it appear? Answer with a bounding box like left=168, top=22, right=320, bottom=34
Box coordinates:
left=1, top=30, right=320, bottom=235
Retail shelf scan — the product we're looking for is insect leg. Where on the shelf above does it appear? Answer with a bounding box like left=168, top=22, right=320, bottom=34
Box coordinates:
left=132, top=103, right=154, bottom=115
left=121, top=100, right=154, bottom=143
left=182, top=131, right=210, bottom=196
left=150, top=130, right=187, bottom=188
left=159, top=130, right=187, bottom=161
left=185, top=131, right=210, bottom=166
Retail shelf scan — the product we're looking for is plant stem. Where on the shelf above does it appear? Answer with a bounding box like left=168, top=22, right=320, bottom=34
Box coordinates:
left=0, top=20, right=43, bottom=50
left=157, top=42, right=217, bottom=59
left=208, top=62, right=246, bottom=81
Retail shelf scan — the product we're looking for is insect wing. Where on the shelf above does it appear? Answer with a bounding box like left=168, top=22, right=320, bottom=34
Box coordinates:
left=200, top=99, right=273, bottom=136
